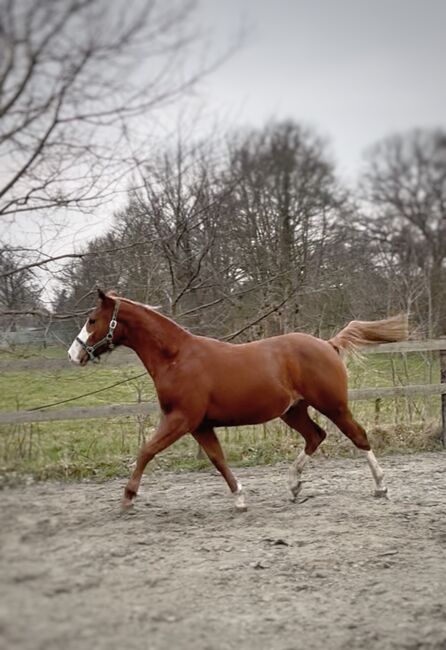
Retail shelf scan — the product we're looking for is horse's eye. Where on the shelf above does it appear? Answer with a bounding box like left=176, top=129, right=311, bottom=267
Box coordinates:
left=88, top=318, right=96, bottom=325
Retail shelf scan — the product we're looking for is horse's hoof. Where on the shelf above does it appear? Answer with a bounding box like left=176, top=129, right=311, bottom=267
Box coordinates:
left=234, top=492, right=247, bottom=511
left=121, top=497, right=135, bottom=510
left=289, top=481, right=302, bottom=501
left=374, top=487, right=388, bottom=499
left=288, top=487, right=298, bottom=502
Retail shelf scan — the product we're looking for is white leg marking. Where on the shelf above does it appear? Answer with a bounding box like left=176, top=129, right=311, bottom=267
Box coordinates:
left=67, top=323, right=88, bottom=365
left=363, top=449, right=387, bottom=497
left=288, top=450, right=309, bottom=501
left=234, top=481, right=247, bottom=511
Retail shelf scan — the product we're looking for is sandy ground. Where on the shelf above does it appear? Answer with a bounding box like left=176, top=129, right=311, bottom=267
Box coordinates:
left=1, top=452, right=445, bottom=650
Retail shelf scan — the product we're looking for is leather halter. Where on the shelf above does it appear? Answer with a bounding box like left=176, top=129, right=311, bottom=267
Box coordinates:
left=76, top=300, right=120, bottom=363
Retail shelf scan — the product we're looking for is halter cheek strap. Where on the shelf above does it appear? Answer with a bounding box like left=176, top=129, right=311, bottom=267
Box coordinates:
left=76, top=300, right=120, bottom=363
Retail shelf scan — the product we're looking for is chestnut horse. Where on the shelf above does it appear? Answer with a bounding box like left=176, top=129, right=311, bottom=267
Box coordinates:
left=68, top=290, right=408, bottom=511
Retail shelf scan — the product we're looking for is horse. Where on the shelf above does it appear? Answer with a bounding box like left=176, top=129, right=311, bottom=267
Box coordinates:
left=68, top=289, right=408, bottom=511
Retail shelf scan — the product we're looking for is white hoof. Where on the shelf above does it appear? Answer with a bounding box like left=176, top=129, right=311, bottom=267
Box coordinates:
left=234, top=482, right=247, bottom=511
left=121, top=497, right=135, bottom=510
left=288, top=480, right=302, bottom=502
left=374, top=487, right=388, bottom=498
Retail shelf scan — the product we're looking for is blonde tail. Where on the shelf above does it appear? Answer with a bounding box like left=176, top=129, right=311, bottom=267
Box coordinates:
left=328, top=314, right=409, bottom=354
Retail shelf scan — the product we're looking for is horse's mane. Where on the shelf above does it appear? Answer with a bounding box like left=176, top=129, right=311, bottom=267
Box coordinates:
left=117, top=296, right=161, bottom=312
left=113, top=295, right=194, bottom=335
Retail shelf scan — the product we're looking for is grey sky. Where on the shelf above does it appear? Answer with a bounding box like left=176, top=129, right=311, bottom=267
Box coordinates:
left=197, top=0, right=446, bottom=180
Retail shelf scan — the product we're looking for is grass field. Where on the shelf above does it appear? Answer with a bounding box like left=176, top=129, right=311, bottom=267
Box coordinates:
left=0, top=344, right=443, bottom=482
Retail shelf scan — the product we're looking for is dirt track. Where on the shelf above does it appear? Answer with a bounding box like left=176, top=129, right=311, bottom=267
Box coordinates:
left=1, top=452, right=445, bottom=650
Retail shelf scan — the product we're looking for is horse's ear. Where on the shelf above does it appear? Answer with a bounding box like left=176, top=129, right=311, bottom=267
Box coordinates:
left=97, top=288, right=107, bottom=303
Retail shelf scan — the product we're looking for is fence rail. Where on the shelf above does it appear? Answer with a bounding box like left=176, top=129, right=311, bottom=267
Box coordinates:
left=1, top=339, right=445, bottom=444
left=0, top=349, right=139, bottom=372
left=0, top=384, right=445, bottom=426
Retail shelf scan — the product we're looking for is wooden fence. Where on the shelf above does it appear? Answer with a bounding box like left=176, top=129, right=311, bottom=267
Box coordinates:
left=1, top=339, right=445, bottom=445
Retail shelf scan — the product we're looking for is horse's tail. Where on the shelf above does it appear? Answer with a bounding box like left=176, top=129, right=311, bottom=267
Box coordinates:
left=328, top=313, right=409, bottom=355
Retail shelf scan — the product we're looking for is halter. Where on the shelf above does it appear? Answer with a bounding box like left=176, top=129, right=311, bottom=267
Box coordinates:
left=76, top=300, right=120, bottom=363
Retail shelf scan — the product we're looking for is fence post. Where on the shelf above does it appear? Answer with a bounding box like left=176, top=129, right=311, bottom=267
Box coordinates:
left=441, top=338, right=446, bottom=447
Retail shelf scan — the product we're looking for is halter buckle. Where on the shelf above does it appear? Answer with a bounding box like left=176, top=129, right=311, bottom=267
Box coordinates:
left=85, top=345, right=99, bottom=363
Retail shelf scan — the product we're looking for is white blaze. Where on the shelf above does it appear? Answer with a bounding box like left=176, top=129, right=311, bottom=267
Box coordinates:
left=68, top=323, right=89, bottom=365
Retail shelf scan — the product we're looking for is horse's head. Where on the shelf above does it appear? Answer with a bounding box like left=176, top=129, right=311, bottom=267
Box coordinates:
left=68, top=289, right=124, bottom=365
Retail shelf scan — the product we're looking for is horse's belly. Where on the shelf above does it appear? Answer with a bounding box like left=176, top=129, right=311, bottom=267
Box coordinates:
left=205, top=385, right=297, bottom=427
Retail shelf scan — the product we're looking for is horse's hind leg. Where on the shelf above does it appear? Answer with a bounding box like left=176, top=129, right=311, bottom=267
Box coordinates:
left=192, top=427, right=247, bottom=511
left=281, top=401, right=327, bottom=501
left=327, top=408, right=387, bottom=497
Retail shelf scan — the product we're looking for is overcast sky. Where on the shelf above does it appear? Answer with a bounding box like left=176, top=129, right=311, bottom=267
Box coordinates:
left=195, top=0, right=446, bottom=181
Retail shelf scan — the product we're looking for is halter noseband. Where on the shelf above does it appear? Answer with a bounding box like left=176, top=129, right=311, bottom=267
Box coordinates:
left=76, top=300, right=120, bottom=363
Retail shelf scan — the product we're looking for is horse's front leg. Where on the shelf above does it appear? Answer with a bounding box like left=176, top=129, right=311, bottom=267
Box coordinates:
left=122, top=412, right=188, bottom=508
left=193, top=427, right=247, bottom=511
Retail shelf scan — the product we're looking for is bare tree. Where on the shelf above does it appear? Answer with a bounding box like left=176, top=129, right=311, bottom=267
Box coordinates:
left=0, top=246, right=43, bottom=330
left=0, top=0, right=208, bottom=223
left=360, top=129, right=446, bottom=335
left=0, top=0, right=242, bottom=332
left=224, top=121, right=347, bottom=335
left=111, top=137, right=248, bottom=335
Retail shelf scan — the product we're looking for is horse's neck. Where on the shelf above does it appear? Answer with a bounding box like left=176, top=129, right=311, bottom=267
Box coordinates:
left=123, top=303, right=188, bottom=376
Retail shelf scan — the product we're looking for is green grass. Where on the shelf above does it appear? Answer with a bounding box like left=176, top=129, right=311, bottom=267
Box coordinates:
left=0, top=343, right=67, bottom=360
left=0, top=346, right=443, bottom=483
left=0, top=366, right=153, bottom=411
